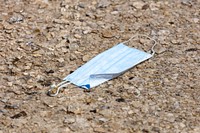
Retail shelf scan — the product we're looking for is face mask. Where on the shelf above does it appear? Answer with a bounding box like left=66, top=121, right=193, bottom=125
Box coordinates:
left=48, top=34, right=157, bottom=96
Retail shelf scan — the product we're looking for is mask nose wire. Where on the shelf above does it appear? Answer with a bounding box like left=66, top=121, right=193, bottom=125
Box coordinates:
left=122, top=34, right=157, bottom=56
left=47, top=80, right=70, bottom=97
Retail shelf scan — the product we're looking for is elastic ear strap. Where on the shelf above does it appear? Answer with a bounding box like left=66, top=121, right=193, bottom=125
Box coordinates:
left=47, top=80, right=70, bottom=97
left=122, top=34, right=157, bottom=55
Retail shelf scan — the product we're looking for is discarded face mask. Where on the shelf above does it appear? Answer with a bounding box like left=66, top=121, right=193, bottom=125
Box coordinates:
left=48, top=34, right=157, bottom=96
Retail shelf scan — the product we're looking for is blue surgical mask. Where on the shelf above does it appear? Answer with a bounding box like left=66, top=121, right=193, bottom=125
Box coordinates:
left=48, top=34, right=157, bottom=96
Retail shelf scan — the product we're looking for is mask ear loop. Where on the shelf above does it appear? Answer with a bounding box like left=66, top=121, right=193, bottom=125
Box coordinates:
left=47, top=80, right=70, bottom=97
left=122, top=34, right=157, bottom=56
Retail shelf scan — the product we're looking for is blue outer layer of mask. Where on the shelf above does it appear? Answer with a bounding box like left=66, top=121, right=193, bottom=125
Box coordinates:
left=63, top=43, right=153, bottom=89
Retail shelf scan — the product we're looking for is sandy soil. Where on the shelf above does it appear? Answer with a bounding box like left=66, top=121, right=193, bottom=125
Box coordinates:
left=0, top=0, right=199, bottom=132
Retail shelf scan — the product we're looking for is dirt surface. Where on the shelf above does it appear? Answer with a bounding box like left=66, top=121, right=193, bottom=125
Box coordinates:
left=0, top=0, right=200, bottom=132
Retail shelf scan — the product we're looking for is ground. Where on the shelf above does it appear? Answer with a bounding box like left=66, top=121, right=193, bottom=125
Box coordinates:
left=0, top=0, right=199, bottom=133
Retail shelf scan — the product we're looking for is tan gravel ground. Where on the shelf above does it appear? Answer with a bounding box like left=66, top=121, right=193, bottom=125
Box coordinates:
left=0, top=0, right=200, bottom=132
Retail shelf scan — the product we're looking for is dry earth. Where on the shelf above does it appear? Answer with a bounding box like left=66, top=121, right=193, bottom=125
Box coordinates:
left=0, top=0, right=200, bottom=133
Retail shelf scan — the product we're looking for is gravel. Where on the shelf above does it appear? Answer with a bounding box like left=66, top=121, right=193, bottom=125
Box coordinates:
left=0, top=0, right=199, bottom=132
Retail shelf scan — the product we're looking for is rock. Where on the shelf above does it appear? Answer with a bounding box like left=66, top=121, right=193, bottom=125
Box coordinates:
left=99, top=110, right=113, bottom=118
left=131, top=101, right=142, bottom=108
left=152, top=127, right=160, bottom=132
left=156, top=46, right=167, bottom=54
left=97, top=97, right=104, bottom=101
left=83, top=28, right=92, bottom=34
left=74, top=117, right=90, bottom=129
left=97, top=0, right=111, bottom=8
left=63, top=116, right=75, bottom=124
left=179, top=123, right=186, bottom=128
left=168, top=58, right=179, bottom=64
left=74, top=34, right=82, bottom=39
left=86, top=22, right=98, bottom=29
left=111, top=11, right=119, bottom=15
left=193, top=18, right=199, bottom=23
left=174, top=101, right=180, bottom=109
left=64, top=127, right=72, bottom=132
left=181, top=0, right=193, bottom=6
left=157, top=30, right=170, bottom=36
left=78, top=3, right=85, bottom=8
left=67, top=105, right=82, bottom=115
left=7, top=82, right=13, bottom=87
left=0, top=109, right=8, bottom=114
left=57, top=58, right=64, bottom=63
left=0, top=23, right=3, bottom=30
left=83, top=30, right=89, bottom=34
left=132, top=1, right=145, bottom=9
left=84, top=97, right=96, bottom=104
left=94, top=127, right=107, bottom=132
left=102, top=30, right=114, bottom=38
left=39, top=111, right=52, bottom=117
left=149, top=2, right=160, bottom=11
left=166, top=113, right=175, bottom=122
left=85, top=11, right=95, bottom=19
left=24, top=64, right=32, bottom=70
left=82, top=55, right=90, bottom=62
left=142, top=4, right=150, bottom=10
left=8, top=13, right=24, bottom=23
left=69, top=43, right=79, bottom=50
left=98, top=117, right=109, bottom=123
left=128, top=110, right=134, bottom=115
